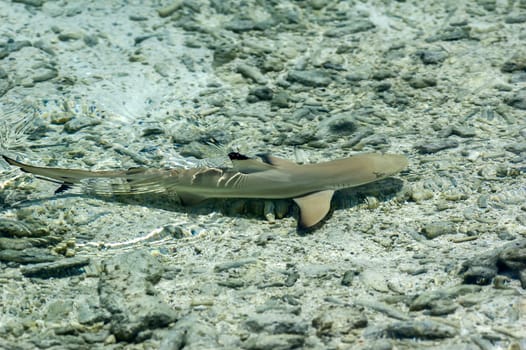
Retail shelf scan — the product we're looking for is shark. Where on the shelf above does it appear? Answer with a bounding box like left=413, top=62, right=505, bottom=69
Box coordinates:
left=2, top=152, right=408, bottom=230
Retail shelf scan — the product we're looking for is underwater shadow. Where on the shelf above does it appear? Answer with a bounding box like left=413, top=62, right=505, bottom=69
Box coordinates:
left=9, top=177, right=405, bottom=233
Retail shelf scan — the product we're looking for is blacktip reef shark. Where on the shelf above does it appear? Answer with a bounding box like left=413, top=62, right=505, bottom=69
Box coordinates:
left=2, top=152, right=408, bottom=230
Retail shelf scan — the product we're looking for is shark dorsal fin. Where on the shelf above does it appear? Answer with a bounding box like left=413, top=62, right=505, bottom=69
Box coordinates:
left=293, top=190, right=335, bottom=230
left=228, top=152, right=275, bottom=173
left=257, top=154, right=298, bottom=168
left=231, top=159, right=274, bottom=173
left=228, top=152, right=298, bottom=172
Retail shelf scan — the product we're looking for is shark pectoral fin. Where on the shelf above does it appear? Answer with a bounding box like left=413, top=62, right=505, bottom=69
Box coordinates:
left=293, top=190, right=335, bottom=229
left=177, top=192, right=208, bottom=206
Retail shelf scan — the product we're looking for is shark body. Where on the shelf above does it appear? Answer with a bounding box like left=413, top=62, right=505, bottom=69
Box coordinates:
left=2, top=152, right=407, bottom=230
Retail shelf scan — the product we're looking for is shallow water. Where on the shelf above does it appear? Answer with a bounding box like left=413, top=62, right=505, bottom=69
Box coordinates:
left=1, top=0, right=525, bottom=349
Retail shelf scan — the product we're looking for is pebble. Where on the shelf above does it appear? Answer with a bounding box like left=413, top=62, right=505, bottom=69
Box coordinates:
left=111, top=143, right=150, bottom=165
left=417, top=48, right=448, bottom=64
left=0, top=248, right=58, bottom=264
left=477, top=194, right=488, bottom=208
left=341, top=269, right=359, bottom=286
left=497, top=228, right=516, bottom=241
left=284, top=270, right=300, bottom=288
left=517, top=215, right=526, bottom=228
left=317, top=112, right=357, bottom=136
left=286, top=70, right=332, bottom=87
left=63, top=117, right=101, bottom=133
left=424, top=300, right=459, bottom=316
left=245, top=312, right=308, bottom=335
left=157, top=0, right=183, bottom=18
left=20, top=256, right=90, bottom=278
left=170, top=124, right=231, bottom=146
left=344, top=128, right=375, bottom=148
left=312, top=307, right=367, bottom=337
left=324, top=19, right=375, bottom=37
left=421, top=221, right=456, bottom=239
left=0, top=218, right=33, bottom=237
left=261, top=56, right=284, bottom=73
left=450, top=125, right=477, bottom=137
left=57, top=32, right=83, bottom=41
left=0, top=237, right=33, bottom=250
left=281, top=131, right=317, bottom=146
left=407, top=75, right=437, bottom=89
left=129, top=15, right=148, bottom=21
left=33, top=40, right=56, bottom=56
left=83, top=34, right=98, bottom=47
left=358, top=134, right=389, bottom=148
left=505, top=142, right=526, bottom=154
left=410, top=285, right=482, bottom=313
left=374, top=82, right=391, bottom=92
left=462, top=266, right=498, bottom=285
left=243, top=334, right=305, bottom=350
left=354, top=298, right=409, bottom=321
left=1, top=40, right=31, bottom=58
left=498, top=241, right=526, bottom=287
left=505, top=89, right=526, bottom=110
left=290, top=107, right=315, bottom=121
left=32, top=68, right=58, bottom=83
left=224, top=19, right=268, bottom=33
left=160, top=315, right=219, bottom=349
left=493, top=275, right=513, bottom=289
left=476, top=0, right=496, bottom=11
left=362, top=339, right=393, bottom=350
left=495, top=165, right=521, bottom=177
left=0, top=69, right=9, bottom=96
left=271, top=91, right=289, bottom=108
left=214, top=258, right=257, bottom=273
left=459, top=239, right=526, bottom=287
left=98, top=250, right=179, bottom=341
left=505, top=14, right=526, bottom=24
left=371, top=70, right=395, bottom=81
left=159, top=330, right=185, bottom=350
left=510, top=72, right=526, bottom=83
left=247, top=86, right=273, bottom=102
left=82, top=331, right=111, bottom=344
left=378, top=320, right=457, bottom=339
left=309, top=0, right=326, bottom=10
left=255, top=298, right=301, bottom=315
left=426, top=26, right=470, bottom=42
left=217, top=278, right=245, bottom=289
left=361, top=268, right=390, bottom=293
left=501, top=53, right=526, bottom=72
left=76, top=297, right=110, bottom=325
left=12, top=0, right=43, bottom=6
left=346, top=72, right=368, bottom=83
left=212, top=45, right=238, bottom=67
left=416, top=139, right=459, bottom=154
left=237, top=63, right=267, bottom=84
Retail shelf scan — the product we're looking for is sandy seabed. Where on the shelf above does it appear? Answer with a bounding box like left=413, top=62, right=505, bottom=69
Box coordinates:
left=0, top=1, right=525, bottom=349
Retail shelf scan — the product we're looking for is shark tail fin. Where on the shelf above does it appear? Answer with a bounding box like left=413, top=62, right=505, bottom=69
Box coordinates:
left=2, top=155, right=175, bottom=195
